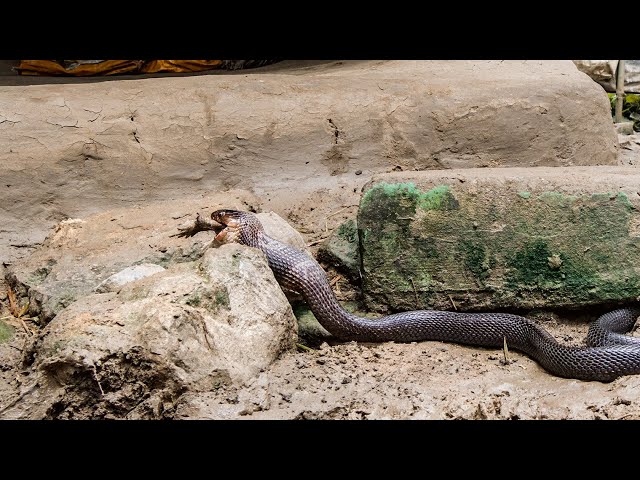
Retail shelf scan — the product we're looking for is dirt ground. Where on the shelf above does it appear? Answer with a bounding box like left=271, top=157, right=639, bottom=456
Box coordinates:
left=2, top=169, right=640, bottom=419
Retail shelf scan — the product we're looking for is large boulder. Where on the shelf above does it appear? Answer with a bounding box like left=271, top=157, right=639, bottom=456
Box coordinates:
left=2, top=243, right=297, bottom=419
left=358, top=166, right=640, bottom=312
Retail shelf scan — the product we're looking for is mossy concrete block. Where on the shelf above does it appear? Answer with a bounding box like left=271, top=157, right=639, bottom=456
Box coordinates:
left=358, top=167, right=640, bottom=312
left=317, top=218, right=361, bottom=281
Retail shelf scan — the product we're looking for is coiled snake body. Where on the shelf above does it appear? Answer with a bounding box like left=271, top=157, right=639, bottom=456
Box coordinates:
left=210, top=209, right=640, bottom=382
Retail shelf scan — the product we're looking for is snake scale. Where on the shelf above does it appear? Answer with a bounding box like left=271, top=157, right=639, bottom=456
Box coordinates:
left=209, top=209, right=640, bottom=382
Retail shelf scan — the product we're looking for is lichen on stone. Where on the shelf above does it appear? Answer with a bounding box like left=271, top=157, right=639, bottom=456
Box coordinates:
left=0, top=320, right=15, bottom=344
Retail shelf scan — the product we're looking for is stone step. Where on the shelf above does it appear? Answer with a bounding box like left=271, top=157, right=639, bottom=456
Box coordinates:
left=0, top=60, right=618, bottom=264
left=358, top=166, right=640, bottom=312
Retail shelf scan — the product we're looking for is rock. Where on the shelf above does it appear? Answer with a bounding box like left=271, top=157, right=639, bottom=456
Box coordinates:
left=358, top=166, right=640, bottom=312
left=94, top=263, right=166, bottom=293
left=0, top=60, right=618, bottom=264
left=258, top=211, right=307, bottom=252
left=615, top=122, right=635, bottom=135
left=618, top=133, right=640, bottom=166
left=317, top=218, right=361, bottom=281
left=293, top=304, right=333, bottom=346
left=4, top=193, right=298, bottom=324
left=5, top=243, right=297, bottom=419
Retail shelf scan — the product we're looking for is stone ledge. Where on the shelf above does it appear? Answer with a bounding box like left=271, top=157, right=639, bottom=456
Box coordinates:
left=0, top=60, right=618, bottom=263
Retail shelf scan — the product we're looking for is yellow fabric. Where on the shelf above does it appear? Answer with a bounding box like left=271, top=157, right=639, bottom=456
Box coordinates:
left=16, top=60, right=224, bottom=76
left=140, top=60, right=223, bottom=73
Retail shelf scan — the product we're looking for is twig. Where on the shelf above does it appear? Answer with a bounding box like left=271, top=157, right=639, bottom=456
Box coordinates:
left=296, top=343, right=315, bottom=352
left=448, top=294, right=458, bottom=311
left=326, top=205, right=357, bottom=219
left=615, top=60, right=626, bottom=123
left=307, top=237, right=329, bottom=247
left=201, top=321, right=214, bottom=352
left=501, top=336, right=510, bottom=365
left=7, top=288, right=18, bottom=316
left=17, top=316, right=32, bottom=336
left=92, top=365, right=105, bottom=396
left=329, top=275, right=343, bottom=287
left=324, top=205, right=359, bottom=234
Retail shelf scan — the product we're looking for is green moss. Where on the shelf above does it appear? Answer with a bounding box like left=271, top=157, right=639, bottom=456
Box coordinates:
left=214, top=289, right=230, bottom=309
left=360, top=182, right=459, bottom=220
left=538, top=191, right=578, bottom=207
left=185, top=287, right=230, bottom=312
left=518, top=191, right=531, bottom=199
left=0, top=320, right=14, bottom=343
left=360, top=182, right=420, bottom=224
left=27, top=266, right=51, bottom=285
left=460, top=239, right=491, bottom=282
left=616, top=191, right=634, bottom=210
left=508, top=240, right=567, bottom=287
left=336, top=219, right=358, bottom=244
left=185, top=294, right=201, bottom=307
left=416, top=185, right=459, bottom=211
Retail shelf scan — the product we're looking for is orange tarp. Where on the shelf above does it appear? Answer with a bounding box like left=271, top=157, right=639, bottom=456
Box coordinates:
left=16, top=60, right=224, bottom=76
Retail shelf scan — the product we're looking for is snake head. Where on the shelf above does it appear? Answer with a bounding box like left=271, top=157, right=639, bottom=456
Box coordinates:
left=211, top=209, right=261, bottom=246
left=211, top=209, right=244, bottom=227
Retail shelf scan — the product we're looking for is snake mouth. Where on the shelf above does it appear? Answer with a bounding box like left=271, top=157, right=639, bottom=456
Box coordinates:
left=211, top=209, right=243, bottom=227
left=211, top=209, right=241, bottom=243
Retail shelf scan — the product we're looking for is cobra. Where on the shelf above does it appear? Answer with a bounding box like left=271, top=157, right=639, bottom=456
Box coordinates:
left=210, top=208, right=640, bottom=382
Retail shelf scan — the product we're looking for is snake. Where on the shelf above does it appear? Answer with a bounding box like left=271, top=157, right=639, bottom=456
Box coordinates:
left=209, top=208, right=640, bottom=382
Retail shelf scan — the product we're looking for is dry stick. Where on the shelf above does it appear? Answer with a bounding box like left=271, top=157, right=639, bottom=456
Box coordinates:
left=307, top=237, right=329, bottom=247
left=448, top=294, right=458, bottom=311
left=616, top=413, right=634, bottom=420
left=92, top=365, right=105, bottom=396
left=17, top=317, right=32, bottom=336
left=324, top=205, right=359, bottom=233
left=326, top=205, right=357, bottom=218
left=1, top=315, right=30, bottom=336
left=313, top=205, right=359, bottom=245
left=615, top=60, right=626, bottom=123
left=502, top=336, right=510, bottom=365
left=6, top=288, right=18, bottom=316
left=200, top=319, right=214, bottom=352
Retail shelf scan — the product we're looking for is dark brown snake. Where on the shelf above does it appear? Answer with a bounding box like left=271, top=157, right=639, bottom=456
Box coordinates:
left=209, top=209, right=640, bottom=382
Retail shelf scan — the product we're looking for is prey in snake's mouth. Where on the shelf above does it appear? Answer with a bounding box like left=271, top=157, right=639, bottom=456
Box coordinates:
left=210, top=209, right=244, bottom=244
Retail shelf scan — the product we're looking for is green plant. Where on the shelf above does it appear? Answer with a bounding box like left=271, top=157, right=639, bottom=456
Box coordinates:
left=608, top=93, right=640, bottom=132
